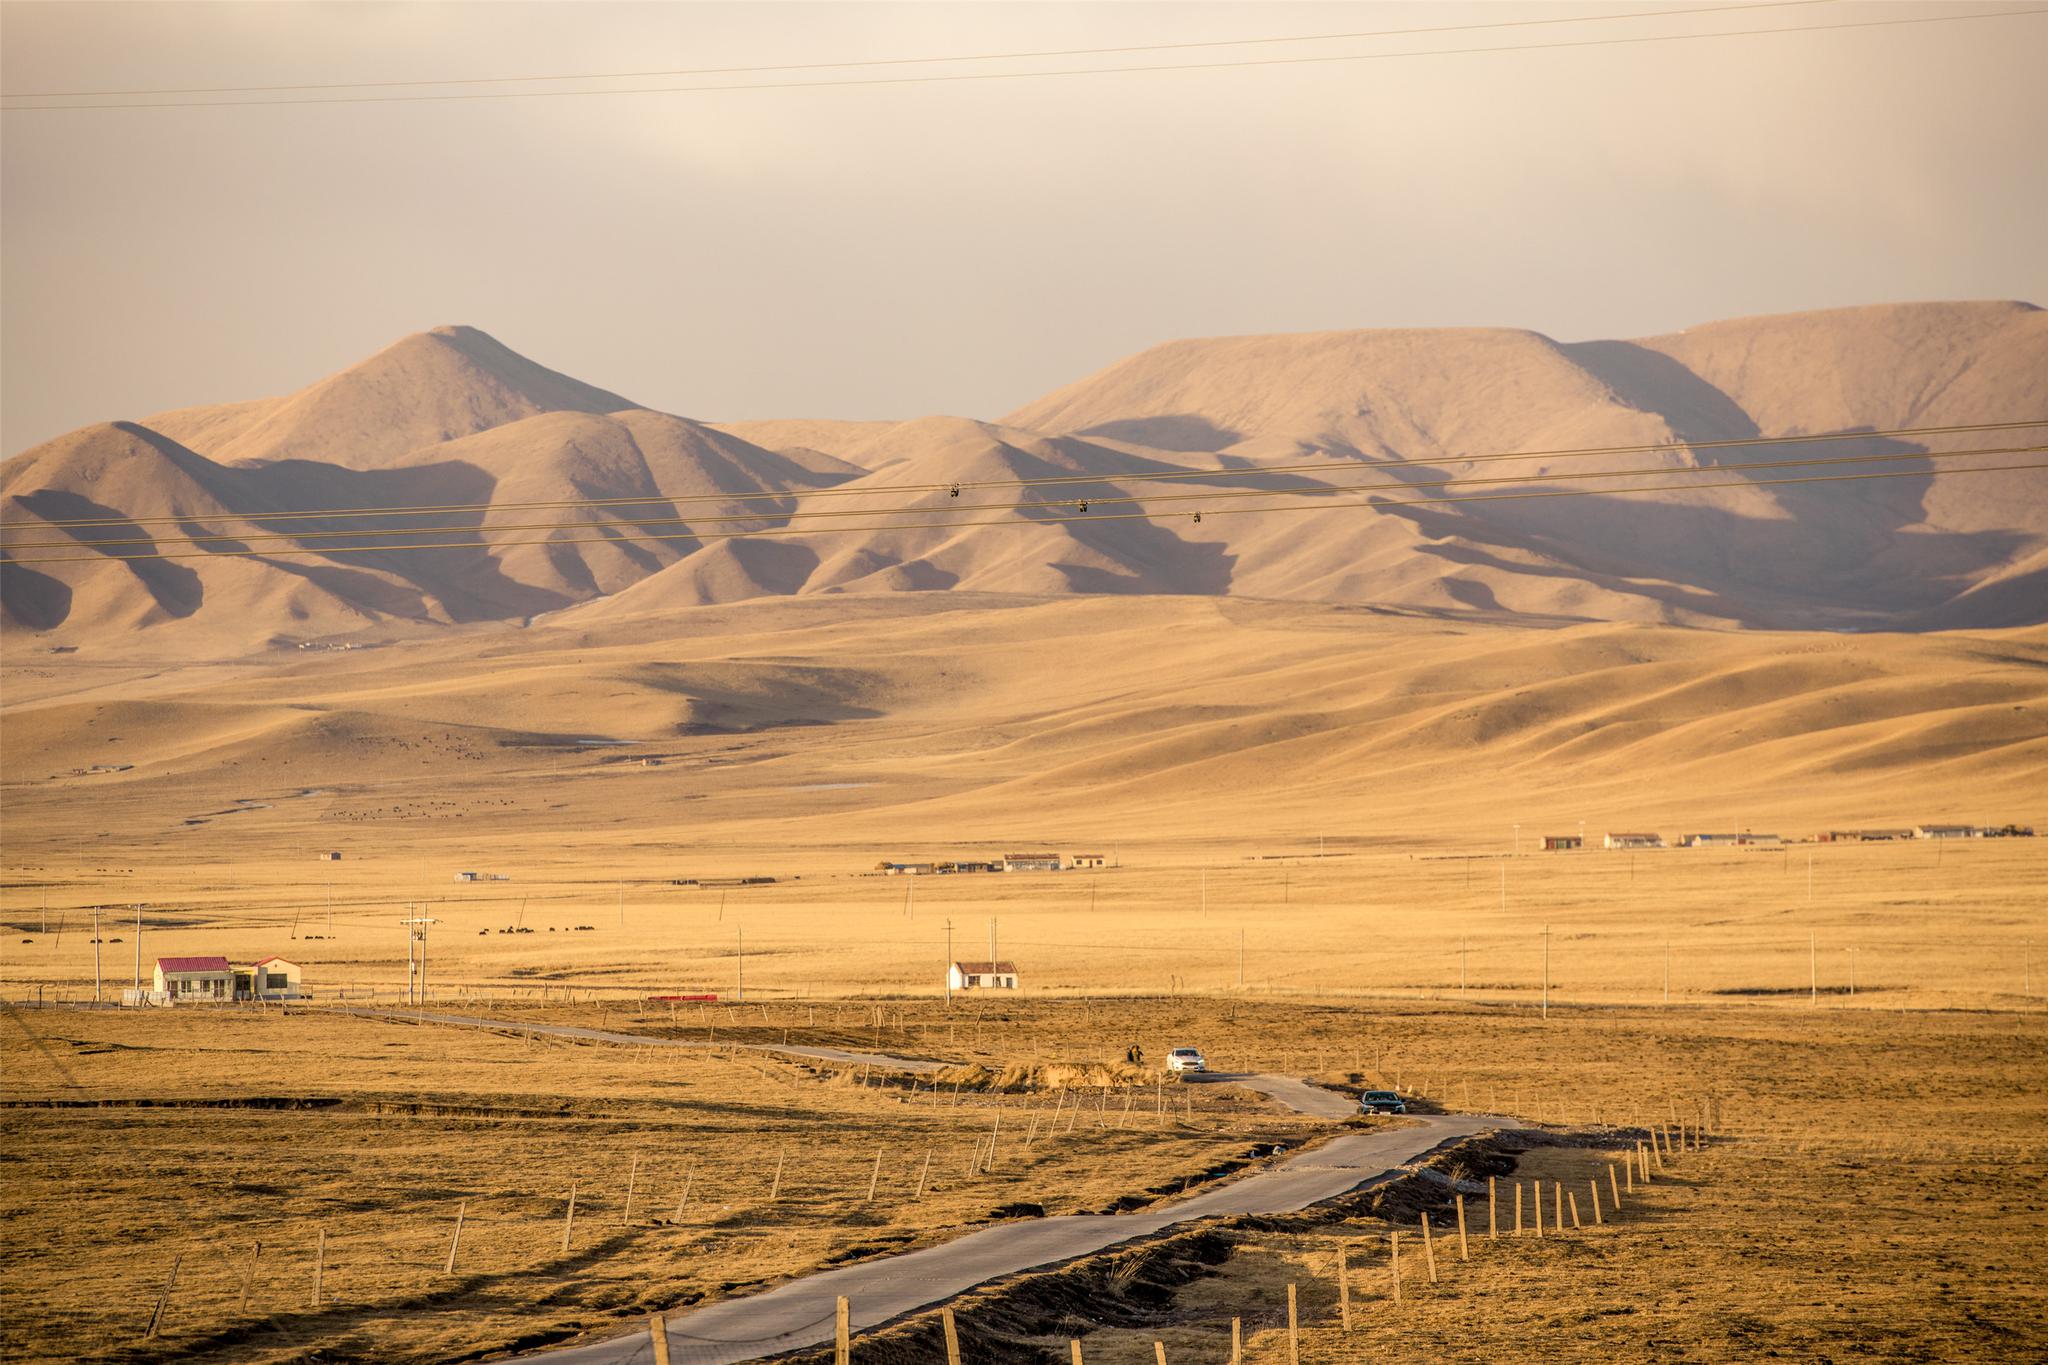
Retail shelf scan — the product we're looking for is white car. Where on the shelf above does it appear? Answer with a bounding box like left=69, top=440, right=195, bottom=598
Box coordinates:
left=1166, top=1047, right=1207, bottom=1074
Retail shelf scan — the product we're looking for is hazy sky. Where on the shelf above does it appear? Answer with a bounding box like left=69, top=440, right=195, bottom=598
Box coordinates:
left=4, top=0, right=2045, bottom=453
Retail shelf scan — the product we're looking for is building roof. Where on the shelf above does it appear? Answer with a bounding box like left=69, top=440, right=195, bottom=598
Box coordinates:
left=953, top=960, right=1019, bottom=975
left=251, top=956, right=299, bottom=967
left=157, top=956, right=232, bottom=974
left=1003, top=852, right=1060, bottom=860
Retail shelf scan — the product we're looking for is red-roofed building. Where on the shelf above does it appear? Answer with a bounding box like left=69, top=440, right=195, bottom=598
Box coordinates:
left=235, top=956, right=304, bottom=1000
left=153, top=956, right=232, bottom=1001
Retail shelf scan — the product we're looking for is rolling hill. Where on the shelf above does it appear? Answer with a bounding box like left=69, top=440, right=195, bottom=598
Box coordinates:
left=4, top=302, right=2044, bottom=648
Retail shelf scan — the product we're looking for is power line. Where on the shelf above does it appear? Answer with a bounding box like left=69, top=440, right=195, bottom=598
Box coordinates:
left=11, top=2, right=1830, bottom=99
left=5, top=458, right=2040, bottom=566
left=5, top=442, right=2034, bottom=552
left=9, top=6, right=2042, bottom=112
left=9, top=418, right=2040, bottom=530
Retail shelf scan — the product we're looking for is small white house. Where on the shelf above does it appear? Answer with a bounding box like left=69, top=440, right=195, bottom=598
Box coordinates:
left=1069, top=853, right=1108, bottom=869
left=236, top=956, right=304, bottom=1000
left=1000, top=853, right=1062, bottom=873
left=153, top=956, right=233, bottom=1001
left=1603, top=833, right=1664, bottom=850
left=1915, top=824, right=1978, bottom=840
left=948, top=960, right=1019, bottom=991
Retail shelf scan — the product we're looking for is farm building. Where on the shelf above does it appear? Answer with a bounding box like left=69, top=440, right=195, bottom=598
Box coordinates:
left=1915, top=824, right=1979, bottom=839
left=949, top=960, right=1020, bottom=991
left=1820, top=829, right=1915, bottom=842
left=1603, top=833, right=1664, bottom=850
left=453, top=871, right=481, bottom=882
left=235, top=956, right=305, bottom=1000
left=1542, top=835, right=1583, bottom=851
left=879, top=862, right=936, bottom=876
left=1681, top=833, right=1783, bottom=848
left=1069, top=853, right=1109, bottom=869
left=317, top=851, right=342, bottom=862
left=153, top=956, right=233, bottom=1001
left=1000, top=853, right=1063, bottom=873
left=939, top=860, right=999, bottom=874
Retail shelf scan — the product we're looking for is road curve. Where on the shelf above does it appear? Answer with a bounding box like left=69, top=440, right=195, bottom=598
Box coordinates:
left=347, top=1010, right=1498, bottom=1364
left=548, top=1108, right=1492, bottom=1365
left=336, top=1008, right=947, bottom=1073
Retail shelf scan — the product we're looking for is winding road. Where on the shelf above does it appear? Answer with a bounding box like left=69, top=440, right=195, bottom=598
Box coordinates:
left=355, top=1010, right=1499, bottom=1364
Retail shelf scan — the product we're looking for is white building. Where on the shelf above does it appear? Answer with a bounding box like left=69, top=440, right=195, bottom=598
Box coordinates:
left=1603, top=833, right=1664, bottom=850
left=236, top=956, right=304, bottom=1000
left=948, top=960, right=1019, bottom=991
left=153, top=956, right=233, bottom=1001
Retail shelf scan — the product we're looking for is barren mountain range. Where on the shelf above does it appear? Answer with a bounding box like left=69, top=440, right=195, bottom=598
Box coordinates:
left=4, top=302, right=2044, bottom=649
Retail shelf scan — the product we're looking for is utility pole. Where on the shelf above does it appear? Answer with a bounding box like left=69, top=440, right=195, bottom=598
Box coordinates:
left=92, top=907, right=102, bottom=1003
left=1238, top=928, right=1245, bottom=989
left=1809, top=931, right=1818, bottom=1006
left=1541, top=924, right=1549, bottom=1020
left=944, top=919, right=954, bottom=1005
left=326, top=883, right=332, bottom=935
left=736, top=926, right=745, bottom=1004
left=133, top=904, right=142, bottom=994
left=401, top=913, right=437, bottom=1006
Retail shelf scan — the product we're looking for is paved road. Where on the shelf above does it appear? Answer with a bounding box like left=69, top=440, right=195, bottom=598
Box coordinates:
left=338, top=1008, right=948, bottom=1073
left=352, top=1010, right=1497, bottom=1364
left=560, top=1109, right=1492, bottom=1365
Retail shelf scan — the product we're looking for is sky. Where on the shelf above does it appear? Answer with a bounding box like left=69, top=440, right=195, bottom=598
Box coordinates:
left=4, top=0, right=2046, bottom=453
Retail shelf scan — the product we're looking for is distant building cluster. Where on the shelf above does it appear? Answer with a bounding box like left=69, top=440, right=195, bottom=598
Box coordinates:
left=1568, top=824, right=2036, bottom=852
left=142, top=955, right=305, bottom=1005
left=876, top=852, right=1109, bottom=875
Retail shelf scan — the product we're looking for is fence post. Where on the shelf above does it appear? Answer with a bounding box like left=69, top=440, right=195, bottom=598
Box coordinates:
left=312, top=1227, right=325, bottom=1306
left=1489, top=1176, right=1498, bottom=1237
left=1231, top=1317, right=1243, bottom=1363
left=1609, top=1163, right=1622, bottom=1211
left=1287, top=1282, right=1299, bottom=1364
left=1589, top=1178, right=1604, bottom=1225
left=238, top=1241, right=260, bottom=1312
left=1390, top=1232, right=1402, bottom=1302
left=1514, top=1181, right=1523, bottom=1235
left=144, top=1253, right=181, bottom=1339
left=836, top=1295, right=851, bottom=1365
left=1337, top=1240, right=1351, bottom=1329
left=1422, top=1213, right=1439, bottom=1284
left=1456, top=1195, right=1470, bottom=1260
left=562, top=1183, right=578, bottom=1252
left=446, top=1200, right=466, bottom=1273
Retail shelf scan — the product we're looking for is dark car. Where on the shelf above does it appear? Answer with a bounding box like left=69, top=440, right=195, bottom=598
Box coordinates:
left=1357, top=1090, right=1407, bottom=1115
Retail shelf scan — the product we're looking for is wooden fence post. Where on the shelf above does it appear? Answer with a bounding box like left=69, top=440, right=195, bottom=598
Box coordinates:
left=677, top=1169, right=694, bottom=1219
left=312, top=1228, right=325, bottom=1306
left=867, top=1149, right=883, bottom=1202
left=1390, top=1232, right=1402, bottom=1302
left=916, top=1148, right=934, bottom=1199
left=623, top=1156, right=640, bottom=1226
left=1287, top=1282, right=1299, bottom=1364
left=1568, top=1191, right=1582, bottom=1229
left=238, top=1241, right=260, bottom=1312
left=1456, top=1195, right=1470, bottom=1260
left=1609, top=1163, right=1622, bottom=1211
left=835, top=1295, right=851, bottom=1365
left=1154, top=1344, right=1168, bottom=1365
left=1070, top=1339, right=1084, bottom=1365
left=1421, top=1214, right=1439, bottom=1283
left=562, top=1183, right=578, bottom=1252
left=941, top=1305, right=962, bottom=1365
left=770, top=1150, right=786, bottom=1201
left=144, top=1253, right=181, bottom=1339
left=1231, top=1317, right=1242, bottom=1364
left=1337, top=1241, right=1351, bottom=1329
left=1554, top=1181, right=1564, bottom=1231
left=649, top=1312, right=672, bottom=1365
left=1514, top=1181, right=1524, bottom=1235
left=446, top=1200, right=466, bottom=1273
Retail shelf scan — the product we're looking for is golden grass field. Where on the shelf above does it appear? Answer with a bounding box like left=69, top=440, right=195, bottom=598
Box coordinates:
left=4, top=597, right=2046, bottom=1360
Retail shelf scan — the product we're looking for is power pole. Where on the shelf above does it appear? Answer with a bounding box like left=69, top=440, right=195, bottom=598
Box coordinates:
left=1238, top=928, right=1245, bottom=989
left=1810, top=931, right=1818, bottom=1006
left=944, top=919, right=954, bottom=1005
left=1541, top=924, right=1549, bottom=1020
left=325, top=883, right=332, bottom=935
left=92, top=907, right=102, bottom=1003
left=133, top=904, right=142, bottom=994
left=736, top=926, right=745, bottom=1004
left=401, top=913, right=437, bottom=1006
left=988, top=916, right=997, bottom=968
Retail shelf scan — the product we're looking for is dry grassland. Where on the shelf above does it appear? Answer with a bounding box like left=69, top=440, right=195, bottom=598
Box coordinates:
left=4, top=995, right=2043, bottom=1362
